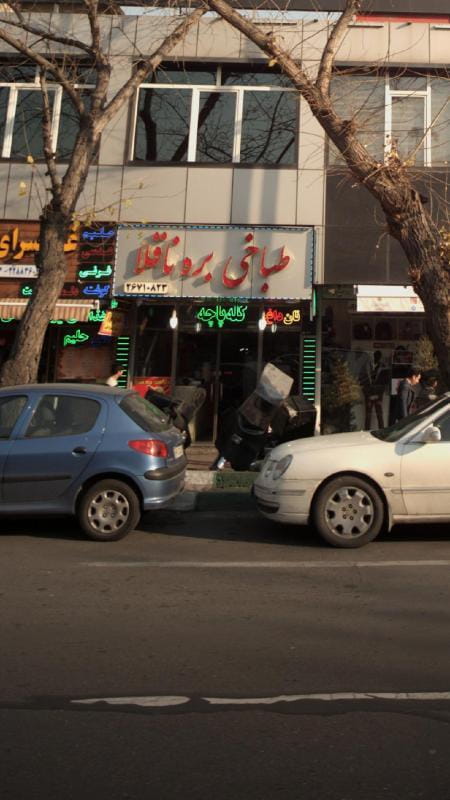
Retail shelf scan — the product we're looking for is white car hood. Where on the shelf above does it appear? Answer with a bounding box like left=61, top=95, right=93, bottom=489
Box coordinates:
left=272, top=430, right=382, bottom=458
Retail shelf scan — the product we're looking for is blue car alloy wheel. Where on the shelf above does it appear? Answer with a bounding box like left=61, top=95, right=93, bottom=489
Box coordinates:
left=78, top=479, right=141, bottom=541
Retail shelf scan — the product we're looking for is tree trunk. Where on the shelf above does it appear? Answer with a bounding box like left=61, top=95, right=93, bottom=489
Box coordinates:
left=0, top=209, right=71, bottom=386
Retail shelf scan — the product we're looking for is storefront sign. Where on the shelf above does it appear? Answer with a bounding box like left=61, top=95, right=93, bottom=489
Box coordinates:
left=114, top=225, right=314, bottom=300
left=0, top=264, right=38, bottom=278
left=196, top=304, right=248, bottom=328
left=81, top=283, right=111, bottom=299
left=63, top=329, right=90, bottom=347
left=98, top=310, right=125, bottom=337
left=265, top=308, right=301, bottom=326
left=124, top=281, right=169, bottom=294
left=355, top=285, right=424, bottom=313
left=78, top=265, right=113, bottom=281
left=0, top=224, right=78, bottom=262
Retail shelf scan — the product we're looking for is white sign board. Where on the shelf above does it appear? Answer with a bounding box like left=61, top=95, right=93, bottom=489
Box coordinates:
left=0, top=264, right=38, bottom=278
left=124, top=281, right=170, bottom=294
left=114, top=225, right=314, bottom=300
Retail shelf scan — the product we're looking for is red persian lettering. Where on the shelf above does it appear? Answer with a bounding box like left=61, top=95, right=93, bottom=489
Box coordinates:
left=222, top=245, right=258, bottom=290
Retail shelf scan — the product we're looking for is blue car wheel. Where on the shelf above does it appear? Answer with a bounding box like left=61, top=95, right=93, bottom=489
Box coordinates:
left=78, top=479, right=141, bottom=541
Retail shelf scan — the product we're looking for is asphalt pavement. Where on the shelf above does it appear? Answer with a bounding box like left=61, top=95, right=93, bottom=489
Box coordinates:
left=1, top=503, right=450, bottom=799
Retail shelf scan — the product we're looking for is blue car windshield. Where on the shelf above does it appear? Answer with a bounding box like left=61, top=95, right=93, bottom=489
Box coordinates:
left=120, top=392, right=171, bottom=433
left=371, top=396, right=449, bottom=442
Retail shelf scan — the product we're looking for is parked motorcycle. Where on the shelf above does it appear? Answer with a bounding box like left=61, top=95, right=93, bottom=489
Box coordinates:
left=145, top=385, right=206, bottom=449
left=212, top=363, right=316, bottom=470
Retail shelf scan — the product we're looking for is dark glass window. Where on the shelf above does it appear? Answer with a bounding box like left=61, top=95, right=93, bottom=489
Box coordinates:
left=11, top=89, right=55, bottom=159
left=0, top=395, right=27, bottom=438
left=430, top=78, right=450, bottom=165
left=26, top=395, right=100, bottom=438
left=240, top=91, right=297, bottom=164
left=329, top=75, right=385, bottom=164
left=222, top=66, right=292, bottom=88
left=196, top=91, right=236, bottom=163
left=153, top=65, right=216, bottom=85
left=135, top=87, right=191, bottom=161
left=57, top=91, right=92, bottom=159
left=120, top=392, right=170, bottom=433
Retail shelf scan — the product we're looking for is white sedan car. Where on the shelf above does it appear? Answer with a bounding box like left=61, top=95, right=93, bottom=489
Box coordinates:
left=254, top=393, right=450, bottom=548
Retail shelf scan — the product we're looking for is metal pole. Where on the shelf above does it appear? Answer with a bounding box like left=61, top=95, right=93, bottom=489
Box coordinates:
left=314, top=289, right=322, bottom=435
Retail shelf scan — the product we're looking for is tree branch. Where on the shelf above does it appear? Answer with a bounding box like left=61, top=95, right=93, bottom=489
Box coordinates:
left=4, top=3, right=95, bottom=56
left=316, top=0, right=361, bottom=97
left=99, top=5, right=207, bottom=133
left=0, top=26, right=84, bottom=114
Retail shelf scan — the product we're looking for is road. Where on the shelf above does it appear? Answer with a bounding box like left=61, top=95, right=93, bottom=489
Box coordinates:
left=1, top=504, right=450, bottom=799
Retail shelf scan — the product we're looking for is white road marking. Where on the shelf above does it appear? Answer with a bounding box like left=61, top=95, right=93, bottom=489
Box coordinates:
left=71, top=692, right=450, bottom=708
left=84, top=560, right=450, bottom=569
left=73, top=696, right=190, bottom=707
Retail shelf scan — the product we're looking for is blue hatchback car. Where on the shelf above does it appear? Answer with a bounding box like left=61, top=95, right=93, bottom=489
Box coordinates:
left=0, top=384, right=186, bottom=541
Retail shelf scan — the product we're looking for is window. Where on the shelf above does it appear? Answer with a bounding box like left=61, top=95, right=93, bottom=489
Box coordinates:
left=133, top=63, right=297, bottom=165
left=120, top=393, right=171, bottom=434
left=0, top=395, right=27, bottom=438
left=435, top=411, right=450, bottom=442
left=26, top=395, right=100, bottom=438
left=329, top=72, right=450, bottom=167
left=0, top=62, right=94, bottom=160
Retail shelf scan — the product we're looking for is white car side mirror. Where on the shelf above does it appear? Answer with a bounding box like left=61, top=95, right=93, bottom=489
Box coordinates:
left=417, top=425, right=441, bottom=443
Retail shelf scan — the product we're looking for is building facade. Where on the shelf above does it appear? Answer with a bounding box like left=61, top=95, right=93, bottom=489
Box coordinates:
left=0, top=8, right=448, bottom=437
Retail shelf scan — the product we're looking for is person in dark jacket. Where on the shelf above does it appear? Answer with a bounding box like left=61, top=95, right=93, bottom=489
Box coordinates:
left=396, top=366, right=421, bottom=420
left=415, top=372, right=439, bottom=411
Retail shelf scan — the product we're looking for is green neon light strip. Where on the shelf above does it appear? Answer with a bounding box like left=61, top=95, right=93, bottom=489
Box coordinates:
left=301, top=337, right=316, bottom=401
left=116, top=336, right=130, bottom=387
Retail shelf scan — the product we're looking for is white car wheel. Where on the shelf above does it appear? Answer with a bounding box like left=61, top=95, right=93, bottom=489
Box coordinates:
left=313, top=476, right=384, bottom=548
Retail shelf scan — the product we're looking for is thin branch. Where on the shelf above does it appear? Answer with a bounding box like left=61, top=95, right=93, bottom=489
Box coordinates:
left=0, top=26, right=84, bottom=114
left=316, top=0, right=361, bottom=97
left=4, top=3, right=94, bottom=55
left=83, top=0, right=102, bottom=58
left=99, top=5, right=207, bottom=133
left=39, top=68, right=63, bottom=203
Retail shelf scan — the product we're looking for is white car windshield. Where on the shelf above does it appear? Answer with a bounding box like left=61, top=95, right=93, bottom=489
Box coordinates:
left=372, top=396, right=449, bottom=442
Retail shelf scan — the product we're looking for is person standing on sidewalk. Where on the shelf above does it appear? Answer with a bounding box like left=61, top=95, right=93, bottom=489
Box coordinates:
left=395, top=366, right=421, bottom=420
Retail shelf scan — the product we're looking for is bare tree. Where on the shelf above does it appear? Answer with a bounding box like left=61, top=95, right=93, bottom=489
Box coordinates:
left=0, top=0, right=206, bottom=386
left=207, top=0, right=450, bottom=386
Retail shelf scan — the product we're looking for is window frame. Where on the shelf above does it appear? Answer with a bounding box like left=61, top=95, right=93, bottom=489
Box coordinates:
left=384, top=75, right=431, bottom=166
left=130, top=63, right=298, bottom=166
left=328, top=70, right=449, bottom=168
left=0, top=63, right=95, bottom=160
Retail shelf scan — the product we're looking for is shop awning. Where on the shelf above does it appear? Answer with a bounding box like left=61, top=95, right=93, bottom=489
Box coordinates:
left=0, top=299, right=98, bottom=322
left=355, top=285, right=424, bottom=313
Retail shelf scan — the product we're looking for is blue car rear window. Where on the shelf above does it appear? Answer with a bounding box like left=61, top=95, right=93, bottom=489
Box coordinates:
left=120, top=393, right=171, bottom=433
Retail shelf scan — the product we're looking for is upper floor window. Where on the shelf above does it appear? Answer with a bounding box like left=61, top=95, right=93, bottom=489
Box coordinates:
left=329, top=71, right=450, bottom=168
left=0, top=62, right=94, bottom=161
left=132, top=63, right=298, bottom=166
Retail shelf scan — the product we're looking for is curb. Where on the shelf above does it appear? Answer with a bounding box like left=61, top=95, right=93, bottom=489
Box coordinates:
left=184, top=469, right=255, bottom=493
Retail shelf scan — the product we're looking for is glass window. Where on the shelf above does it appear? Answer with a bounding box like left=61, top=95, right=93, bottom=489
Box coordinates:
left=435, top=411, right=450, bottom=442
left=134, top=63, right=297, bottom=166
left=240, top=90, right=297, bottom=164
left=430, top=78, right=450, bottom=165
left=329, top=75, right=385, bottom=164
left=372, top=397, right=449, bottom=442
left=120, top=392, right=171, bottom=433
left=391, top=94, right=425, bottom=166
left=0, top=62, right=94, bottom=160
left=11, top=89, right=55, bottom=159
left=196, top=91, right=235, bottom=163
left=0, top=395, right=27, bottom=438
left=153, top=65, right=216, bottom=85
left=222, top=66, right=292, bottom=88
left=390, top=76, right=427, bottom=92
left=135, top=87, right=191, bottom=162
left=26, top=395, right=100, bottom=438
left=57, top=91, right=91, bottom=159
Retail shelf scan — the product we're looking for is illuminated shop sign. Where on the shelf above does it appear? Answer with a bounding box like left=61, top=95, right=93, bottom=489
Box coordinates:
left=196, top=304, right=248, bottom=328
left=115, top=225, right=313, bottom=301
left=78, top=265, right=112, bottom=281
left=81, top=283, right=111, bottom=299
left=265, top=308, right=301, bottom=326
left=63, top=329, right=90, bottom=347
left=0, top=224, right=78, bottom=262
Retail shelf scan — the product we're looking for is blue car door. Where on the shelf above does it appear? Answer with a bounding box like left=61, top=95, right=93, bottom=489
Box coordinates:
left=0, top=394, right=30, bottom=500
left=2, top=393, right=107, bottom=506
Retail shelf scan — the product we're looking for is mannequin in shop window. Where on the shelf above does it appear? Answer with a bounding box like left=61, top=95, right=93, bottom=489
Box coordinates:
left=363, top=350, right=389, bottom=430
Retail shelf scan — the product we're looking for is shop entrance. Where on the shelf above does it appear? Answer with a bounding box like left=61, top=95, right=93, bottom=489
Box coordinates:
left=176, top=329, right=258, bottom=442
